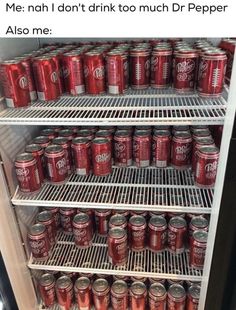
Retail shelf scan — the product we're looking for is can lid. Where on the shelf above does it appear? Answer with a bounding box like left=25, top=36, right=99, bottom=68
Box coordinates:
left=153, top=130, right=171, bottom=137
left=53, top=137, right=68, bottom=145
left=198, top=146, right=219, bottom=155
left=25, top=144, right=42, bottom=153
left=169, top=216, right=187, bottom=228
left=74, top=277, right=90, bottom=290
left=109, top=227, right=126, bottom=238
left=29, top=223, right=46, bottom=235
left=2, top=60, right=21, bottom=64
left=92, top=279, right=109, bottom=293
left=41, top=129, right=54, bottom=136
left=59, top=129, right=73, bottom=137
left=173, top=125, right=189, bottom=131
left=56, top=276, right=72, bottom=289
left=72, top=137, right=89, bottom=145
left=115, top=130, right=131, bottom=137
left=168, top=284, right=186, bottom=299
left=149, top=283, right=166, bottom=297
left=188, top=285, right=201, bottom=299
left=193, top=230, right=208, bottom=243
left=110, top=214, right=127, bottom=226
left=96, top=130, right=111, bottom=137
left=45, top=144, right=63, bottom=154
left=16, top=152, right=34, bottom=162
left=191, top=216, right=208, bottom=229
left=33, top=136, right=50, bottom=144
left=130, top=281, right=147, bottom=295
left=174, top=131, right=192, bottom=139
left=92, top=137, right=109, bottom=144
left=195, top=137, right=214, bottom=145
left=149, top=216, right=167, bottom=227
left=37, top=211, right=52, bottom=222
left=130, top=215, right=146, bottom=227
left=73, top=213, right=89, bottom=224
left=39, top=273, right=55, bottom=286
left=111, top=280, right=128, bottom=295
left=85, top=51, right=102, bottom=56
left=134, top=130, right=150, bottom=137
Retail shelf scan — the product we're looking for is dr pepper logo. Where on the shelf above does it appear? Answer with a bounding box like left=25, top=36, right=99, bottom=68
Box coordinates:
left=93, top=66, right=105, bottom=79
left=18, top=76, right=29, bottom=89
left=176, top=60, right=195, bottom=73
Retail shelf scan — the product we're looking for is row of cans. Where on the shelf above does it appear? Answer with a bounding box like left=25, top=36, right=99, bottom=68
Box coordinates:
left=38, top=274, right=200, bottom=310
left=0, top=39, right=228, bottom=108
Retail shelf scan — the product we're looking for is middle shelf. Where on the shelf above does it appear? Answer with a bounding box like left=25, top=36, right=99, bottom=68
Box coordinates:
left=12, top=167, right=213, bottom=214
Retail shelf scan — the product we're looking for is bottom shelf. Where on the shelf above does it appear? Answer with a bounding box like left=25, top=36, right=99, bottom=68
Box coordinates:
left=29, top=232, right=202, bottom=282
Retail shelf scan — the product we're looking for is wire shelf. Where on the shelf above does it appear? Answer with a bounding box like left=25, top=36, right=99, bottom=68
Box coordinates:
left=0, top=88, right=226, bottom=125
left=12, top=167, right=213, bottom=214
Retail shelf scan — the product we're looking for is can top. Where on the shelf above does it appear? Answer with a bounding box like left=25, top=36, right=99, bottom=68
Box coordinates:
left=149, top=216, right=167, bottom=228
left=198, top=146, right=219, bottom=155
left=92, top=279, right=109, bottom=293
left=109, top=227, right=126, bottom=239
left=39, top=273, right=55, bottom=286
left=153, top=129, right=171, bottom=137
left=110, top=214, right=127, bottom=226
left=130, top=281, right=147, bottom=295
left=114, top=130, right=131, bottom=137
left=37, top=211, right=52, bottom=223
left=56, top=276, right=72, bottom=289
left=134, top=130, right=151, bottom=137
left=45, top=144, right=63, bottom=154
left=74, top=276, right=90, bottom=290
left=59, top=129, right=73, bottom=137
left=34, top=136, right=50, bottom=143
left=15, top=152, right=34, bottom=163
left=2, top=59, right=21, bottom=65
left=85, top=51, right=102, bottom=56
left=53, top=137, right=68, bottom=145
left=168, top=284, right=186, bottom=299
left=111, top=280, right=128, bottom=295
left=96, top=130, right=111, bottom=138
left=25, top=144, right=42, bottom=153
left=169, top=216, right=187, bottom=228
left=41, top=129, right=55, bottom=136
left=129, top=215, right=146, bottom=227
left=174, top=131, right=192, bottom=139
left=29, top=223, right=46, bottom=236
left=64, top=51, right=82, bottom=56
left=149, top=283, right=166, bottom=298
left=188, top=284, right=201, bottom=299
left=193, top=230, right=208, bottom=243
left=195, top=137, right=214, bottom=146
left=92, top=137, right=109, bottom=145
left=191, top=216, right=208, bottom=229
left=72, top=137, right=90, bottom=145
left=173, top=125, right=189, bottom=131
left=73, top=213, right=89, bottom=224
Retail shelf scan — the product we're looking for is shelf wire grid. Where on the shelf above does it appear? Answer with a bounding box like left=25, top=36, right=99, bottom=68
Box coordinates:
left=12, top=167, right=213, bottom=214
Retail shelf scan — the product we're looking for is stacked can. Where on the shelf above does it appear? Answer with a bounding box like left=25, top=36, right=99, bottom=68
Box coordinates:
left=130, top=47, right=150, bottom=89
left=151, top=46, right=172, bottom=88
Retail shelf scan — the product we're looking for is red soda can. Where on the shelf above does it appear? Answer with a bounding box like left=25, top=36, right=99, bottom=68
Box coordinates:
left=41, top=129, right=57, bottom=141
left=167, top=284, right=186, bottom=310
left=77, top=208, right=95, bottom=229
left=48, top=52, right=64, bottom=94
left=130, top=281, right=147, bottom=310
left=149, top=283, right=167, bottom=310
left=186, top=285, right=200, bottom=310
left=190, top=230, right=208, bottom=269
left=73, top=213, right=93, bottom=248
left=92, top=279, right=110, bottom=310
left=168, top=216, right=187, bottom=254
left=106, top=51, right=126, bottom=95
left=95, top=130, right=113, bottom=141
left=92, top=138, right=112, bottom=176
left=44, top=207, right=60, bottom=230
left=128, top=215, right=146, bottom=251
left=59, top=129, right=74, bottom=142
left=173, top=49, right=199, bottom=92
left=74, top=277, right=92, bottom=310
left=60, top=208, right=76, bottom=235
left=192, top=137, right=215, bottom=174
left=15, top=153, right=41, bottom=194
left=130, top=48, right=150, bottom=89
left=84, top=51, right=105, bottom=95
left=37, top=211, right=56, bottom=245
left=148, top=216, right=167, bottom=252
left=45, top=144, right=68, bottom=184
left=53, top=136, right=73, bottom=175
left=153, top=130, right=171, bottom=167
left=195, top=146, right=219, bottom=188
left=78, top=129, right=95, bottom=141
left=189, top=216, right=208, bottom=247
left=108, top=227, right=128, bottom=266
left=62, top=52, right=85, bottom=95
left=28, top=223, right=50, bottom=261
left=111, top=280, right=128, bottom=310
left=109, top=214, right=127, bottom=230
left=33, top=56, right=60, bottom=101
left=56, top=276, right=74, bottom=310
left=198, top=50, right=227, bottom=97
left=133, top=130, right=151, bottom=167
left=151, top=47, right=172, bottom=88
left=38, top=273, right=56, bottom=307
left=33, top=136, right=51, bottom=149
left=0, top=60, right=30, bottom=107
left=114, top=130, right=132, bottom=167
left=71, top=137, right=91, bottom=175
left=171, top=132, right=192, bottom=169
left=25, top=144, right=44, bottom=183
left=95, top=209, right=111, bottom=236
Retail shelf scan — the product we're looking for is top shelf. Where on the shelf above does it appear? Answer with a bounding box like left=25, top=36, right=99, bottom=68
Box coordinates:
left=0, top=88, right=226, bottom=126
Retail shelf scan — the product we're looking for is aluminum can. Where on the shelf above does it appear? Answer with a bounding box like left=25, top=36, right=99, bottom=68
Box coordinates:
left=45, top=144, right=68, bottom=184
left=84, top=52, right=105, bottom=95
left=78, top=129, right=95, bottom=141
left=92, top=138, right=112, bottom=176
left=95, top=209, right=111, bottom=236
left=195, top=146, right=219, bottom=187
left=149, top=283, right=167, bottom=310
left=111, top=280, right=128, bottom=310
left=114, top=130, right=132, bottom=167
left=130, top=48, right=150, bottom=89
left=130, top=281, right=147, bottom=310
left=56, top=276, right=74, bottom=310
left=59, top=129, right=74, bottom=142
left=25, top=144, right=44, bottom=183
left=73, top=213, right=93, bottom=248
left=44, top=207, right=60, bottom=230
left=152, top=130, right=171, bottom=167
left=37, top=211, right=56, bottom=245
left=109, top=214, right=127, bottom=230
left=108, top=227, right=128, bottom=266
left=133, top=130, right=151, bottom=167
left=33, top=56, right=60, bottom=101
left=40, top=129, right=57, bottom=141
left=95, top=130, right=113, bottom=141
left=151, top=47, right=172, bottom=88
left=62, top=52, right=85, bottom=95
left=47, top=51, right=64, bottom=94
left=128, top=215, right=146, bottom=251
left=92, top=279, right=110, bottom=310
left=74, top=277, right=92, bottom=310
left=186, top=285, right=200, bottom=310
left=148, top=216, right=167, bottom=252
left=192, top=129, right=211, bottom=141
left=77, top=208, right=95, bottom=230
left=173, top=49, right=199, bottom=92
left=60, top=208, right=76, bottom=235
left=38, top=273, right=56, bottom=307
left=71, top=137, right=91, bottom=175
left=0, top=60, right=30, bottom=107
left=167, top=284, right=186, bottom=310
left=28, top=223, right=50, bottom=261
left=15, top=153, right=41, bottom=194
left=198, top=50, right=227, bottom=97
left=171, top=132, right=192, bottom=169
left=190, top=230, right=208, bottom=269
left=168, top=216, right=187, bottom=254
left=189, top=216, right=208, bottom=247
left=33, top=136, right=51, bottom=149
left=53, top=136, right=73, bottom=175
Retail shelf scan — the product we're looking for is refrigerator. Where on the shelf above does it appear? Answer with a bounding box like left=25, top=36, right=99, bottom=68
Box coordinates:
left=0, top=37, right=235, bottom=310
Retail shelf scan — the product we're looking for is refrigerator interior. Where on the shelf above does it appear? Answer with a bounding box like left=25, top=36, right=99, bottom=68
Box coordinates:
left=0, top=37, right=235, bottom=310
